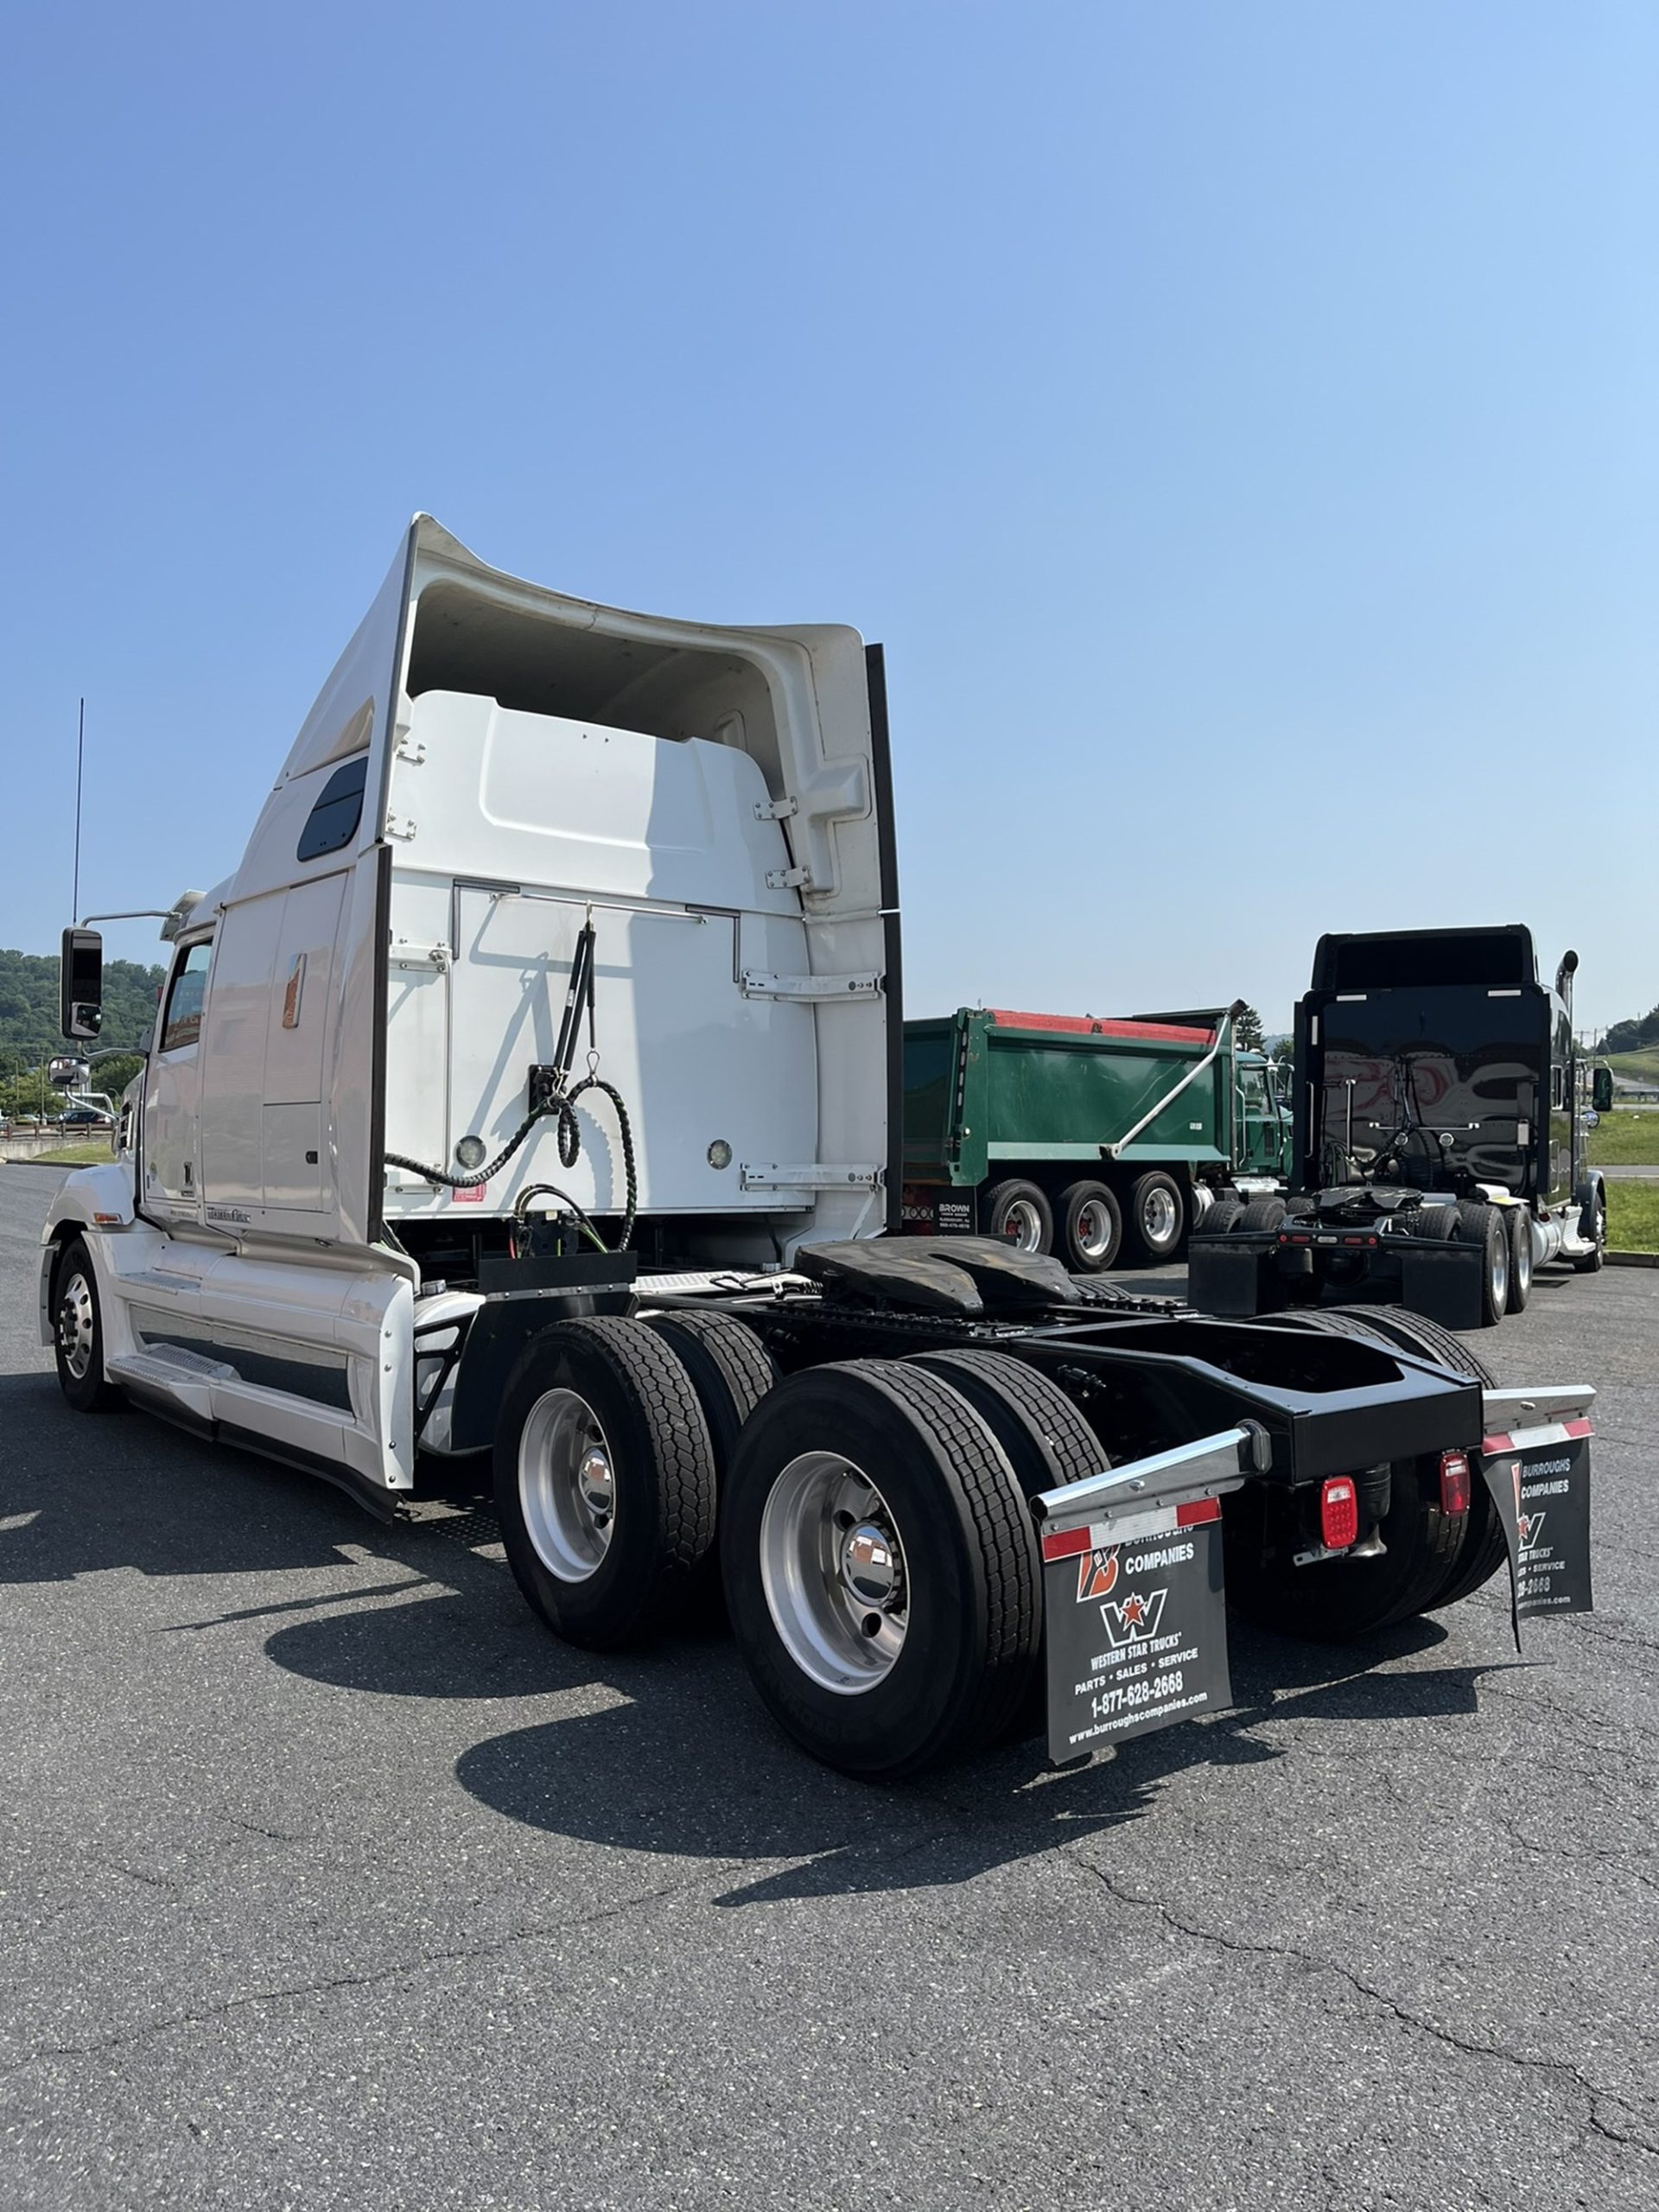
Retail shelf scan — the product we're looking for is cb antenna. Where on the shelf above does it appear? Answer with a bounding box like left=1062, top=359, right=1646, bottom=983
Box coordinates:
left=72, top=697, right=86, bottom=921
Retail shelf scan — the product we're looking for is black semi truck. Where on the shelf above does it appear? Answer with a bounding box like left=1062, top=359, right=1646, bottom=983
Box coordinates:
left=1189, top=925, right=1612, bottom=1330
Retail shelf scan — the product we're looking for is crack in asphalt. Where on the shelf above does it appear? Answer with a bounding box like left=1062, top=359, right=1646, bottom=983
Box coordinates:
left=7, top=1872, right=715, bottom=2073
left=1064, top=1851, right=1659, bottom=2163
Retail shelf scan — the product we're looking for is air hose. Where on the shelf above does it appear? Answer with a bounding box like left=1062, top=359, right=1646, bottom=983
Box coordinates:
left=383, top=918, right=639, bottom=1249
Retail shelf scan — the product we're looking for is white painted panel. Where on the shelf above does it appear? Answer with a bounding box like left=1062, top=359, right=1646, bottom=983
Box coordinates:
left=381, top=887, right=817, bottom=1219
left=200, top=890, right=287, bottom=1205
left=265, top=874, right=346, bottom=1104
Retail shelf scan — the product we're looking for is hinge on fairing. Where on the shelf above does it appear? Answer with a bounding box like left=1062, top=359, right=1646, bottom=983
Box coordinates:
left=739, top=1163, right=884, bottom=1191
left=385, top=814, right=417, bottom=842
left=395, top=737, right=427, bottom=765
left=741, top=971, right=881, bottom=1001
left=754, top=796, right=798, bottom=821
left=389, top=938, right=453, bottom=971
left=765, top=864, right=811, bottom=890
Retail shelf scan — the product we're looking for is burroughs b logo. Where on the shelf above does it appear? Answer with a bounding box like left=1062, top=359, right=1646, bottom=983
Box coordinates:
left=1098, top=1588, right=1168, bottom=1648
left=1076, top=1548, right=1119, bottom=1604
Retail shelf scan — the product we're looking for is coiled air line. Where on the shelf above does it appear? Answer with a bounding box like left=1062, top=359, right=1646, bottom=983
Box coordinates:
left=384, top=917, right=638, bottom=1250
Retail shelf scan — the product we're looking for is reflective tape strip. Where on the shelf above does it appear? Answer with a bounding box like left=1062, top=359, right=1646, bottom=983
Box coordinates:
left=1040, top=1495, right=1221, bottom=1563
left=1480, top=1415, right=1595, bottom=1458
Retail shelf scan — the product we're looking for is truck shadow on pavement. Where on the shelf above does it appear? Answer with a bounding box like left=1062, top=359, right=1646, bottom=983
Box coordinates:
left=438, top=1618, right=1524, bottom=1905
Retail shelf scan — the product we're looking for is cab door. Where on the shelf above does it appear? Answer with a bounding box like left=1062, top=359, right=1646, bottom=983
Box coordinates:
left=143, top=938, right=214, bottom=1219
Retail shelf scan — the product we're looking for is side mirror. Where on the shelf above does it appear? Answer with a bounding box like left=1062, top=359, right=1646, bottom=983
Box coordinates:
left=1592, top=1067, right=1615, bottom=1114
left=60, top=928, right=104, bottom=1040
left=48, top=1055, right=89, bottom=1091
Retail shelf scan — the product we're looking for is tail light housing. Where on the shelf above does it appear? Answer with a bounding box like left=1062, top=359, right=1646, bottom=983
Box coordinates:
left=1319, top=1477, right=1359, bottom=1550
left=1439, top=1450, right=1472, bottom=1516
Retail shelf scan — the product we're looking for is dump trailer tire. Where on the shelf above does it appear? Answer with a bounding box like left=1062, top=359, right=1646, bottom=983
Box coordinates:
left=1224, top=1455, right=1465, bottom=1640
left=1056, top=1180, right=1123, bottom=1272
left=907, top=1349, right=1109, bottom=1497
left=51, top=1238, right=125, bottom=1414
left=1455, top=1203, right=1509, bottom=1326
left=1503, top=1208, right=1532, bottom=1313
left=981, top=1179, right=1053, bottom=1256
left=1128, top=1171, right=1185, bottom=1262
left=720, top=1360, right=1042, bottom=1778
left=495, top=1316, right=717, bottom=1650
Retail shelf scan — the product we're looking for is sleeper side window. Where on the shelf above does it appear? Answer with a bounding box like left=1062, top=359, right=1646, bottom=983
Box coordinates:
left=160, top=941, right=214, bottom=1052
left=296, top=755, right=370, bottom=862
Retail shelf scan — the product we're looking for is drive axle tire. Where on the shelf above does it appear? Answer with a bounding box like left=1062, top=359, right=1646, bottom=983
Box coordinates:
left=1571, top=1192, right=1606, bottom=1273
left=1224, top=1455, right=1465, bottom=1641
left=52, top=1238, right=125, bottom=1413
left=907, top=1349, right=1108, bottom=1497
left=642, top=1310, right=779, bottom=1482
left=1236, top=1197, right=1288, bottom=1235
left=1056, top=1180, right=1123, bottom=1272
left=1455, top=1202, right=1509, bottom=1326
left=495, top=1317, right=716, bottom=1649
left=1128, top=1171, right=1185, bottom=1262
left=1197, top=1199, right=1245, bottom=1239
left=981, top=1179, right=1053, bottom=1256
left=720, top=1360, right=1041, bottom=1778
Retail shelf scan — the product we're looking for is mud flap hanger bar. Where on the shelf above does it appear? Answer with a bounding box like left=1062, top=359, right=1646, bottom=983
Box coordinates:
left=1032, top=1421, right=1268, bottom=1537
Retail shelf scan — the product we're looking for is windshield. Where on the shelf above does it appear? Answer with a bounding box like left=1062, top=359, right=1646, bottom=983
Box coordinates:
left=1313, top=985, right=1547, bottom=1193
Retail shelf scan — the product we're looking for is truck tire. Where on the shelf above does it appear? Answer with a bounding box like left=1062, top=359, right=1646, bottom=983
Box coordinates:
left=51, top=1237, right=125, bottom=1414
left=642, top=1309, right=779, bottom=1482
left=1571, top=1190, right=1606, bottom=1273
left=1454, top=1203, right=1509, bottom=1326
left=1224, top=1454, right=1465, bottom=1640
left=1408, top=1204, right=1456, bottom=1240
left=1056, top=1180, right=1123, bottom=1272
left=1128, top=1171, right=1185, bottom=1262
left=720, top=1360, right=1042, bottom=1777
left=1503, top=1208, right=1533, bottom=1313
left=494, top=1316, right=716, bottom=1649
left=906, top=1349, right=1108, bottom=1497
left=981, top=1179, right=1053, bottom=1256
left=1197, top=1199, right=1245, bottom=1238
left=1236, top=1197, right=1288, bottom=1234
left=1266, top=1307, right=1507, bottom=1611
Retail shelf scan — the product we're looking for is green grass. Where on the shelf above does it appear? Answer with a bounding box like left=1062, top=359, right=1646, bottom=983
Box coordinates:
left=1606, top=1181, right=1659, bottom=1255
left=1586, top=1110, right=1659, bottom=1166
left=25, top=1141, right=116, bottom=1166
left=1605, top=1046, right=1659, bottom=1086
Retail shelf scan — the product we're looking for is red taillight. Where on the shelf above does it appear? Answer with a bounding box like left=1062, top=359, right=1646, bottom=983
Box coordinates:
left=1320, top=1477, right=1359, bottom=1550
left=1439, top=1451, right=1472, bottom=1516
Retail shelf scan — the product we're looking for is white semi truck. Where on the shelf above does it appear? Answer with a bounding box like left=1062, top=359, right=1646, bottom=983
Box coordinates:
left=44, top=520, right=1596, bottom=1775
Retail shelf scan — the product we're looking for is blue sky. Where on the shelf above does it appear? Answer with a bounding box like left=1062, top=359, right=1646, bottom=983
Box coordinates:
left=3, top=2, right=1655, bottom=1039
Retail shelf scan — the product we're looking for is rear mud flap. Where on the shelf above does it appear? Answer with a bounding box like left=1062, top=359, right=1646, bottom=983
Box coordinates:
left=1034, top=1428, right=1255, bottom=1764
left=1399, top=1240, right=1486, bottom=1329
left=1187, top=1236, right=1271, bottom=1317
left=1478, top=1409, right=1595, bottom=1650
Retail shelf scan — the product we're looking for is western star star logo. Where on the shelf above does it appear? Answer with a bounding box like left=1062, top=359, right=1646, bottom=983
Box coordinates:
left=1099, top=1587, right=1168, bottom=1648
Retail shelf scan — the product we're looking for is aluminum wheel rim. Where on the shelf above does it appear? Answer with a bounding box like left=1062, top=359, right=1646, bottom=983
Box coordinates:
left=1141, top=1187, right=1179, bottom=1245
left=1076, top=1198, right=1116, bottom=1262
left=57, top=1272, right=95, bottom=1380
left=518, top=1388, right=617, bottom=1582
left=1514, top=1224, right=1532, bottom=1295
left=1491, top=1232, right=1509, bottom=1307
left=1001, top=1199, right=1044, bottom=1253
left=760, top=1452, right=909, bottom=1694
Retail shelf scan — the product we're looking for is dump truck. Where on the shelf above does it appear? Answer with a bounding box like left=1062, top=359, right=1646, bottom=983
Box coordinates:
left=42, top=523, right=1594, bottom=1777
left=900, top=1004, right=1290, bottom=1268
left=1190, top=925, right=1613, bottom=1330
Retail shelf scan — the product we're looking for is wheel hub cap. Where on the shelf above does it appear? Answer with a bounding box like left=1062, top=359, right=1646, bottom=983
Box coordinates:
left=58, top=1275, right=94, bottom=1380
left=518, top=1388, right=617, bottom=1583
left=760, top=1455, right=909, bottom=1694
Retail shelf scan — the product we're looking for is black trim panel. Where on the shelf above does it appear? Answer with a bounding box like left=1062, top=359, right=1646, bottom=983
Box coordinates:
left=866, top=643, right=905, bottom=1236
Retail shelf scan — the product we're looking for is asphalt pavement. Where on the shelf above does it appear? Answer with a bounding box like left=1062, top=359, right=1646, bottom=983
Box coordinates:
left=3, top=1165, right=1656, bottom=2211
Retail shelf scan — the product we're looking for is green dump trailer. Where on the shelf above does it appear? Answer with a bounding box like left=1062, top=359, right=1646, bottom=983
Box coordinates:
left=901, top=1003, right=1290, bottom=1271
